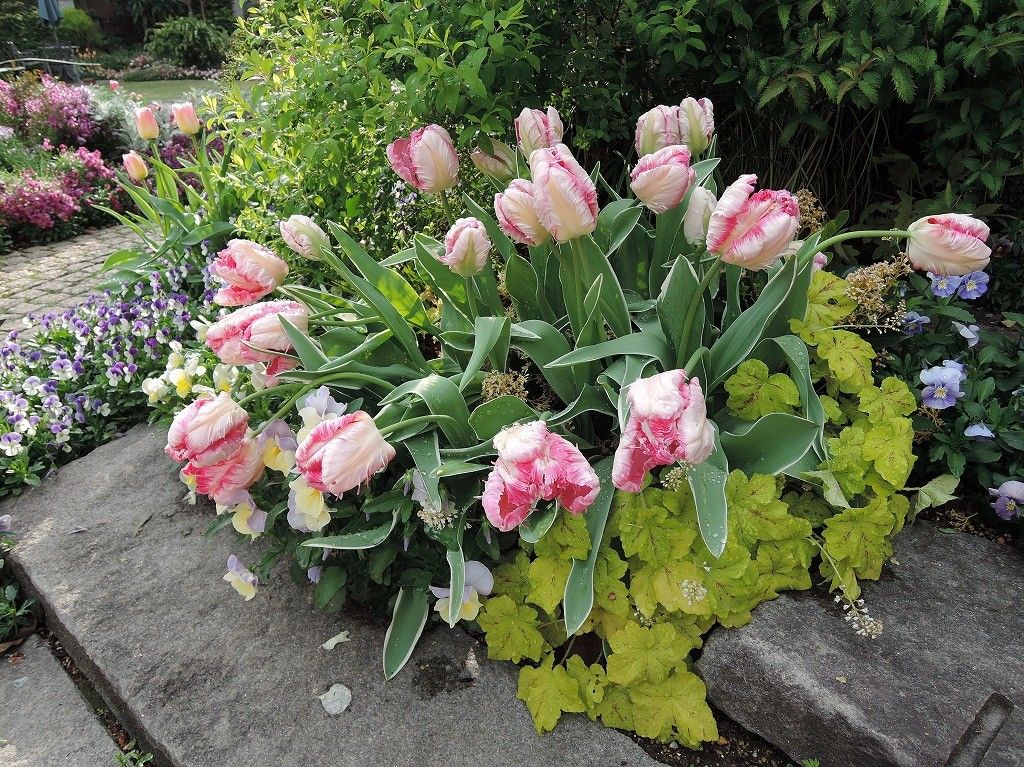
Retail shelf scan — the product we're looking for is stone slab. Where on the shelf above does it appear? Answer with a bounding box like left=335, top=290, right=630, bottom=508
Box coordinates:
left=5, top=425, right=659, bottom=767
left=695, top=523, right=1024, bottom=767
left=0, top=636, right=119, bottom=767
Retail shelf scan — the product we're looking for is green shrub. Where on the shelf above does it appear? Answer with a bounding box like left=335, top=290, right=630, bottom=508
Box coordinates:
left=0, top=0, right=47, bottom=50
left=146, top=16, right=229, bottom=68
left=58, top=7, right=102, bottom=49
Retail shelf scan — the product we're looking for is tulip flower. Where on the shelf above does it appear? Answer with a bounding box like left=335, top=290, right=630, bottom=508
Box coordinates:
left=529, top=143, right=599, bottom=243
left=121, top=150, right=148, bottom=182
left=108, top=80, right=119, bottom=90
left=295, top=411, right=396, bottom=497
left=210, top=239, right=289, bottom=306
left=634, top=105, right=687, bottom=156
left=679, top=97, right=714, bottom=156
left=181, top=436, right=265, bottom=503
left=205, top=300, right=307, bottom=366
left=470, top=140, right=517, bottom=183
left=612, top=370, right=715, bottom=492
left=441, top=217, right=492, bottom=276
left=515, top=106, right=564, bottom=156
left=630, top=145, right=695, bottom=214
left=171, top=101, right=201, bottom=135
left=135, top=107, right=159, bottom=140
left=906, top=214, right=991, bottom=276
left=224, top=555, right=258, bottom=600
left=481, top=420, right=600, bottom=532
left=706, top=174, right=800, bottom=270
left=279, top=215, right=329, bottom=259
left=387, top=124, right=459, bottom=194
left=683, top=186, right=717, bottom=245
left=494, top=179, right=549, bottom=247
left=166, top=392, right=249, bottom=467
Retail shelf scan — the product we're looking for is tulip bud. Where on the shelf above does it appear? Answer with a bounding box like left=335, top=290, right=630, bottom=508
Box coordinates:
left=166, top=392, right=249, bottom=467
left=470, top=140, right=517, bottom=183
left=279, top=215, right=329, bottom=259
left=707, top=174, right=800, bottom=270
left=442, top=217, right=492, bottom=277
left=210, top=239, right=289, bottom=307
left=171, top=101, right=201, bottom=135
left=494, top=179, right=549, bottom=247
left=182, top=437, right=264, bottom=504
left=634, top=105, right=686, bottom=156
left=205, top=299, right=307, bottom=365
left=612, top=370, right=715, bottom=492
left=121, top=150, right=148, bottom=182
left=906, top=214, right=991, bottom=276
left=108, top=80, right=119, bottom=90
left=295, top=411, right=396, bottom=497
left=630, top=145, right=695, bottom=214
left=683, top=187, right=717, bottom=245
left=386, top=124, right=459, bottom=194
left=135, top=107, right=159, bottom=140
left=515, top=106, right=564, bottom=156
left=529, top=143, right=598, bottom=243
left=679, top=97, right=714, bottom=156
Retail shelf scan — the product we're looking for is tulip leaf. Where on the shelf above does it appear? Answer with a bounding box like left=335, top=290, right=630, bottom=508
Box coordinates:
left=506, top=251, right=555, bottom=323
left=546, top=332, right=670, bottom=369
left=383, top=586, right=430, bottom=679
left=279, top=316, right=329, bottom=370
left=657, top=254, right=702, bottom=362
left=519, top=504, right=559, bottom=544
left=434, top=460, right=491, bottom=477
left=445, top=544, right=466, bottom=627
left=765, top=233, right=822, bottom=339
left=469, top=396, right=537, bottom=440
left=460, top=316, right=511, bottom=391
left=574, top=234, right=632, bottom=338
left=691, top=157, right=720, bottom=187
left=722, top=264, right=743, bottom=330
left=302, top=510, right=400, bottom=550
left=721, top=413, right=819, bottom=475
left=687, top=437, right=729, bottom=557
left=313, top=566, right=347, bottom=610
left=412, top=235, right=472, bottom=327
left=399, top=375, right=475, bottom=447
left=547, top=386, right=616, bottom=426
left=650, top=202, right=687, bottom=297
left=510, top=320, right=578, bottom=404
left=405, top=432, right=442, bottom=513
left=563, top=456, right=614, bottom=636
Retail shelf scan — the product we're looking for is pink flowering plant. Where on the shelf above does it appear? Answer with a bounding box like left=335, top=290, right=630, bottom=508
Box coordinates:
left=154, top=101, right=973, bottom=745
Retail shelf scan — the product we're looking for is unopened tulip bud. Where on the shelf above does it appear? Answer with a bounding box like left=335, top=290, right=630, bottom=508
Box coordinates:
left=906, top=214, right=991, bottom=276
left=707, top=174, right=800, bottom=270
left=387, top=124, right=459, bottom=194
left=679, top=97, right=714, bottom=156
left=470, top=140, right=516, bottom=183
left=515, top=106, right=564, bottom=156
left=634, top=105, right=686, bottom=156
left=171, top=101, right=201, bottom=135
left=683, top=187, right=717, bottom=245
left=135, top=107, right=159, bottom=140
left=630, top=145, right=695, bottom=214
left=122, top=150, right=148, bottom=182
left=279, top=215, right=329, bottom=259
left=529, top=143, right=598, bottom=243
left=494, top=179, right=549, bottom=247
left=442, top=217, right=492, bottom=277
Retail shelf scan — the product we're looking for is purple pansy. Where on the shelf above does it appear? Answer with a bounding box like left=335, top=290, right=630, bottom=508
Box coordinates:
left=964, top=423, right=994, bottom=440
left=956, top=271, right=989, bottom=300
left=953, top=321, right=981, bottom=348
left=301, top=386, right=346, bottom=419
left=928, top=272, right=962, bottom=298
left=919, top=364, right=965, bottom=409
left=989, top=481, right=1024, bottom=521
left=902, top=311, right=931, bottom=336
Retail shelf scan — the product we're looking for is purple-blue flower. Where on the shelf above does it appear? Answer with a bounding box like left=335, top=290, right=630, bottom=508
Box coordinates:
left=928, top=272, right=963, bottom=298
left=902, top=311, right=931, bottom=336
left=956, top=271, right=989, bottom=300
left=953, top=321, right=980, bottom=348
left=919, top=365, right=964, bottom=409
left=989, top=481, right=1024, bottom=521
left=964, top=423, right=994, bottom=440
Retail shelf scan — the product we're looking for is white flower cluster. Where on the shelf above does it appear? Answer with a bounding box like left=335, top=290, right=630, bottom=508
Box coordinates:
left=141, top=341, right=237, bottom=404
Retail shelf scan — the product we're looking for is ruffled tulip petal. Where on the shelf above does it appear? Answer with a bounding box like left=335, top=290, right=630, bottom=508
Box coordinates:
left=295, top=412, right=396, bottom=497
left=906, top=213, right=991, bottom=276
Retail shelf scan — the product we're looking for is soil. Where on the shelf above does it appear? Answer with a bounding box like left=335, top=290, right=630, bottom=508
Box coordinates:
left=634, top=711, right=800, bottom=766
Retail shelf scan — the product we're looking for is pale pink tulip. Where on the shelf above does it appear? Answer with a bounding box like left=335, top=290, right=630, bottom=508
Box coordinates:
left=470, top=140, right=517, bottom=183
left=529, top=143, right=598, bottom=243
left=441, top=217, right=492, bottom=276
left=295, top=412, right=396, bottom=496
left=679, top=97, right=714, bottom=155
left=630, top=145, right=695, bottom=214
left=612, top=371, right=715, bottom=492
left=706, top=174, right=800, bottom=270
left=279, top=215, right=329, bottom=259
left=108, top=80, right=119, bottom=90
left=171, top=101, right=201, bottom=135
left=134, top=107, right=159, bottom=140
left=205, top=300, right=307, bottom=366
left=634, top=105, right=687, bottom=156
left=515, top=106, right=564, bottom=156
left=166, top=392, right=249, bottom=467
left=482, top=421, right=600, bottom=532
left=906, top=214, right=991, bottom=276
left=386, top=124, right=459, bottom=194
left=181, top=436, right=264, bottom=504
left=683, top=186, right=717, bottom=245
left=121, top=151, right=148, bottom=182
left=494, top=179, right=549, bottom=247
left=210, top=239, right=289, bottom=306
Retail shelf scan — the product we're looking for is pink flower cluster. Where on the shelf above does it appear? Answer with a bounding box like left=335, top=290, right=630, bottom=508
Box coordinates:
left=0, top=172, right=77, bottom=230
left=2, top=75, right=96, bottom=146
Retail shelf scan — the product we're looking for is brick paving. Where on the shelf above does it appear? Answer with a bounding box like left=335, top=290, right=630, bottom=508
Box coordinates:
left=0, top=226, right=142, bottom=331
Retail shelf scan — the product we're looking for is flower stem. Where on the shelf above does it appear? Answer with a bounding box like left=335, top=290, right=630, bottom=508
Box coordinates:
left=439, top=191, right=457, bottom=226
left=677, top=260, right=723, bottom=367
left=464, top=276, right=478, bottom=317
left=378, top=414, right=459, bottom=438
left=682, top=345, right=708, bottom=374
left=815, top=229, right=911, bottom=254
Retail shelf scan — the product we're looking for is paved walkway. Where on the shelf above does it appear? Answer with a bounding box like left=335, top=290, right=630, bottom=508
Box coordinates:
left=0, top=226, right=141, bottom=331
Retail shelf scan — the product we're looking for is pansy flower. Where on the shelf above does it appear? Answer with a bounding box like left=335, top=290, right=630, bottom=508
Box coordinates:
left=952, top=321, right=980, bottom=348
left=902, top=311, right=931, bottom=336
left=956, top=271, right=989, bottom=300
left=928, top=272, right=962, bottom=298
left=964, top=423, right=994, bottom=440
left=287, top=475, right=330, bottom=532
left=224, top=555, right=258, bottom=600
left=919, top=364, right=965, bottom=409
left=259, top=419, right=298, bottom=474
left=989, top=481, right=1024, bottom=521
left=430, top=561, right=494, bottom=622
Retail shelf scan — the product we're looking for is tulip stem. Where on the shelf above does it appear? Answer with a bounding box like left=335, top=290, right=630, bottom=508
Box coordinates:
left=815, top=229, right=911, bottom=253
left=464, top=276, right=478, bottom=317
left=378, top=414, right=460, bottom=438
left=682, top=346, right=709, bottom=374
left=237, top=382, right=304, bottom=408
left=439, top=191, right=458, bottom=226
left=677, top=260, right=722, bottom=367
left=253, top=383, right=317, bottom=434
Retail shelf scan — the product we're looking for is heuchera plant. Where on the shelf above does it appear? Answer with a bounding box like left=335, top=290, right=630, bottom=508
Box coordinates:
left=153, top=101, right=979, bottom=741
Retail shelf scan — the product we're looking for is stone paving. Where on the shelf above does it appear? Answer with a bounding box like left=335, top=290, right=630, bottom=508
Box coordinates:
left=0, top=226, right=142, bottom=331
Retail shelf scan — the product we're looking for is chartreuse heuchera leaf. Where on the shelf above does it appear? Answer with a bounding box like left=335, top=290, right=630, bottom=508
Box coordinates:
left=725, top=359, right=801, bottom=420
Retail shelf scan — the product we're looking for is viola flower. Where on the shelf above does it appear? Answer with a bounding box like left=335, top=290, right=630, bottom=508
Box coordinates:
left=964, top=423, right=994, bottom=440
left=928, top=272, right=962, bottom=298
left=287, top=475, right=330, bottom=532
left=902, top=311, right=931, bottom=336
left=218, top=491, right=267, bottom=539
left=259, top=419, right=297, bottom=473
left=919, top=365, right=964, bottom=409
left=952, top=321, right=980, bottom=348
left=989, top=481, right=1024, bottom=521
left=482, top=420, right=600, bottom=532
left=956, top=271, right=989, bottom=300
left=0, top=514, right=11, bottom=532
left=296, top=386, right=346, bottom=442
left=224, top=555, right=258, bottom=600
left=430, top=560, right=494, bottom=622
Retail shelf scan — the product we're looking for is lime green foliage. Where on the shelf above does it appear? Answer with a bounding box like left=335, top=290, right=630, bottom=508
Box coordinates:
left=502, top=269, right=919, bottom=744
